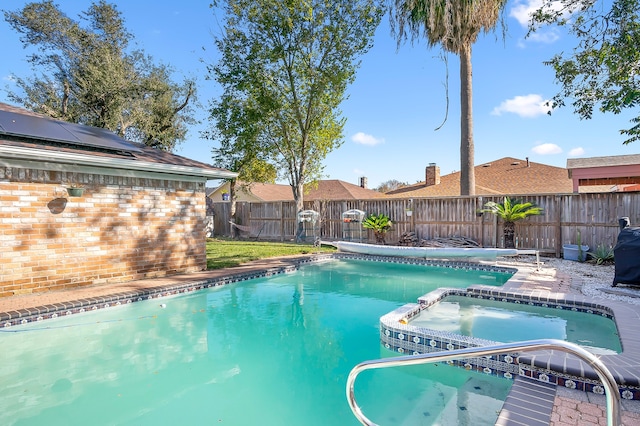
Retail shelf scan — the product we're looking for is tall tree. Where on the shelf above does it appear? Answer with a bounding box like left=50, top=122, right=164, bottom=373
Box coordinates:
left=389, top=0, right=508, bottom=195
left=204, top=40, right=278, bottom=219
left=207, top=0, right=384, bottom=213
left=530, top=0, right=640, bottom=144
left=3, top=0, right=196, bottom=151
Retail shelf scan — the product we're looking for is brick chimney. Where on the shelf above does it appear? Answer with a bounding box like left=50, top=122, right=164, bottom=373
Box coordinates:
left=359, top=176, right=367, bottom=189
left=425, top=163, right=440, bottom=186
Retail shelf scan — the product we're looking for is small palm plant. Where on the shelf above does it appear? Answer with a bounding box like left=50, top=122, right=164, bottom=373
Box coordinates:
left=362, top=213, right=392, bottom=244
left=481, top=197, right=543, bottom=249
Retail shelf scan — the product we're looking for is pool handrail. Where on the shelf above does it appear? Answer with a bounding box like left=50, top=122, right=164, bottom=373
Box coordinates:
left=346, top=338, right=621, bottom=426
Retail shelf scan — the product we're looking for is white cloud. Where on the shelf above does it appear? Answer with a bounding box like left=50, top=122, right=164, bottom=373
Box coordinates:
left=491, top=94, right=553, bottom=118
left=568, top=147, right=585, bottom=157
left=352, top=132, right=384, bottom=146
left=510, top=0, right=544, bottom=27
left=532, top=143, right=563, bottom=155
left=3, top=74, right=16, bottom=82
left=510, top=0, right=565, bottom=44
left=527, top=29, right=560, bottom=44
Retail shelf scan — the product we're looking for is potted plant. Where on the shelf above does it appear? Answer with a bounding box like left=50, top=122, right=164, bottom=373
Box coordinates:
left=362, top=213, right=392, bottom=244
left=66, top=185, right=85, bottom=197
left=481, top=197, right=544, bottom=249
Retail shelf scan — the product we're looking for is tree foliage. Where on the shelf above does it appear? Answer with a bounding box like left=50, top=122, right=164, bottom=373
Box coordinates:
left=3, top=0, right=196, bottom=151
left=203, top=81, right=277, bottom=217
left=389, top=0, right=508, bottom=196
left=206, top=0, right=384, bottom=212
left=374, top=179, right=408, bottom=192
left=530, top=0, right=640, bottom=144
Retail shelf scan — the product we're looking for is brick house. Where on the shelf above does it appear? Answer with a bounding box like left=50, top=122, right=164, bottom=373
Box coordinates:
left=0, top=102, right=236, bottom=297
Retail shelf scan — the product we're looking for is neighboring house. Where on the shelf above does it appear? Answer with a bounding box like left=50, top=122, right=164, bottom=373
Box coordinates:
left=386, top=157, right=576, bottom=197
left=208, top=181, right=294, bottom=202
left=0, top=102, right=236, bottom=297
left=208, top=178, right=386, bottom=202
left=567, top=154, right=640, bottom=193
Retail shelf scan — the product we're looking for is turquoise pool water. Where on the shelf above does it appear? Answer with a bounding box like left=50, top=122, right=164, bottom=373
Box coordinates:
left=410, top=295, right=622, bottom=355
left=0, top=259, right=513, bottom=425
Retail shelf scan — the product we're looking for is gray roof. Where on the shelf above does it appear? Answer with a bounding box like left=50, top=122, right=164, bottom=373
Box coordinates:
left=567, top=154, right=640, bottom=169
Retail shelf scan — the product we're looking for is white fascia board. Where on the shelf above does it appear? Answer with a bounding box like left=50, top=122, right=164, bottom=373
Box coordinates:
left=0, top=145, right=238, bottom=181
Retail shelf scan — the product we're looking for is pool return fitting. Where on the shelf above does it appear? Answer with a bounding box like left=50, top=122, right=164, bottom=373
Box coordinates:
left=346, top=339, right=621, bottom=426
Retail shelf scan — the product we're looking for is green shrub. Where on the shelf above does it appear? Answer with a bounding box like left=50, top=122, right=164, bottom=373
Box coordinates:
left=587, top=244, right=614, bottom=265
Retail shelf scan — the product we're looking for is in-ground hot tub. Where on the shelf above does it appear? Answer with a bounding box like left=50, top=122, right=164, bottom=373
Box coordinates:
left=380, top=285, right=639, bottom=399
left=408, top=294, right=621, bottom=355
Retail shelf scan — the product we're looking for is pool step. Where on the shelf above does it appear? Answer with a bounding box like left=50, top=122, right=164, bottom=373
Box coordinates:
left=495, top=376, right=556, bottom=425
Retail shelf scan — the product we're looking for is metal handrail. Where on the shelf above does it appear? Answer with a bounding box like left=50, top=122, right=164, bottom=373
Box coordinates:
left=346, top=339, right=621, bottom=426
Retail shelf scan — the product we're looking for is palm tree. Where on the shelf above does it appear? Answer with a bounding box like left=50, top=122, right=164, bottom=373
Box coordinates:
left=481, top=197, right=544, bottom=248
left=389, top=0, right=508, bottom=195
left=362, top=213, right=393, bottom=244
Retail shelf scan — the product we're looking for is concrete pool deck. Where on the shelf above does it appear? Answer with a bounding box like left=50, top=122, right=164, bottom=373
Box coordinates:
left=1, top=253, right=639, bottom=425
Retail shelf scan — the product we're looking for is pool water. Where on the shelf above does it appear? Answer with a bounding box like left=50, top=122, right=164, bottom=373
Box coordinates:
left=410, top=295, right=622, bottom=355
left=0, top=259, right=513, bottom=426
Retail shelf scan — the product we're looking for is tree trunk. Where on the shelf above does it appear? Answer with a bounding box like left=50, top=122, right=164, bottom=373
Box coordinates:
left=229, top=179, right=238, bottom=238
left=229, top=180, right=237, bottom=218
left=459, top=43, right=475, bottom=196
left=292, top=180, right=305, bottom=242
left=503, top=221, right=516, bottom=249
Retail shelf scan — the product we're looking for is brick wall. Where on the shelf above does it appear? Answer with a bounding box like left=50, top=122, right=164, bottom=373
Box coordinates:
left=0, top=167, right=207, bottom=297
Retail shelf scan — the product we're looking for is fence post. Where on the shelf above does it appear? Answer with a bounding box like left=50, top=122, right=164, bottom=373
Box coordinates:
left=555, top=195, right=562, bottom=257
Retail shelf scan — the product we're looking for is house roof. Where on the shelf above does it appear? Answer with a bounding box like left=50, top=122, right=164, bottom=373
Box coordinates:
left=0, top=102, right=236, bottom=181
left=304, top=179, right=387, bottom=200
left=386, top=157, right=574, bottom=197
left=246, top=182, right=296, bottom=201
left=567, top=154, right=640, bottom=169
left=209, top=179, right=387, bottom=201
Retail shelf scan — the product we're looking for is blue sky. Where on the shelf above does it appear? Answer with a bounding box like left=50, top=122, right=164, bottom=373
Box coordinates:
left=1, top=0, right=638, bottom=189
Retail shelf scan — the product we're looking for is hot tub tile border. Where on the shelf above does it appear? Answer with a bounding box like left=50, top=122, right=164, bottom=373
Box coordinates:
left=382, top=285, right=640, bottom=400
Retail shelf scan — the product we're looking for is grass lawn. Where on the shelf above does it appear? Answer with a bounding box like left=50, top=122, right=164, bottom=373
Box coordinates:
left=206, top=237, right=336, bottom=269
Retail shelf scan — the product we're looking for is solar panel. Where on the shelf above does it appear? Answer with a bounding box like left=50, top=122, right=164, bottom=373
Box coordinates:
left=0, top=109, right=142, bottom=153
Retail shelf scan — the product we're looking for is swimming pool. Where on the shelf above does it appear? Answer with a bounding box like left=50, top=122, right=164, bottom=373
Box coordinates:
left=0, top=259, right=514, bottom=425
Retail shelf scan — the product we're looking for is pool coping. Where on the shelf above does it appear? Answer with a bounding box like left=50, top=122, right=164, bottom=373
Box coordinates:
left=0, top=254, right=329, bottom=324
left=0, top=253, right=517, bottom=325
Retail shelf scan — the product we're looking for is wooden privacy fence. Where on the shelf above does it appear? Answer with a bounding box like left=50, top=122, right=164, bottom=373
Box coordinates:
left=209, top=192, right=640, bottom=257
